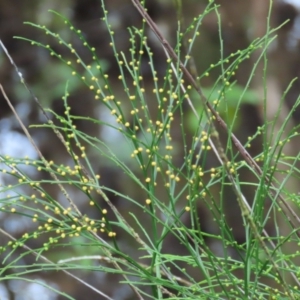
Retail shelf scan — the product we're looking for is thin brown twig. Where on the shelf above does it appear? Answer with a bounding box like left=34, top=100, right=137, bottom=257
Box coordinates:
left=0, top=40, right=146, bottom=300
left=130, top=0, right=300, bottom=232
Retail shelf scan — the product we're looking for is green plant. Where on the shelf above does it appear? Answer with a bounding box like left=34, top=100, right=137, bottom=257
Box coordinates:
left=1, top=1, right=300, bottom=299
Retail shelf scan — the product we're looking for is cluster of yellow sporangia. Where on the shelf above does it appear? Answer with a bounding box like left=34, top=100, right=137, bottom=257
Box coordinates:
left=32, top=208, right=117, bottom=243
left=0, top=200, right=116, bottom=253
left=2, top=153, right=120, bottom=240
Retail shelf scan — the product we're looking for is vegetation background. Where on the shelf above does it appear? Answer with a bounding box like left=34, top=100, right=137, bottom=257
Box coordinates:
left=1, top=0, right=300, bottom=299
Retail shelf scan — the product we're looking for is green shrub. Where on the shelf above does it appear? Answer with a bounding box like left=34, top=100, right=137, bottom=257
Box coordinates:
left=1, top=1, right=300, bottom=299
